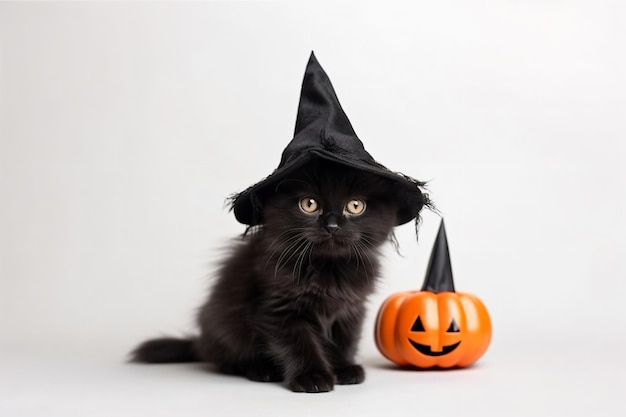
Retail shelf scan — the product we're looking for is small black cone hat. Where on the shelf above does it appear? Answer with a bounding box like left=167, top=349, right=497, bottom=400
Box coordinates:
left=421, top=220, right=455, bottom=293
left=231, top=52, right=428, bottom=226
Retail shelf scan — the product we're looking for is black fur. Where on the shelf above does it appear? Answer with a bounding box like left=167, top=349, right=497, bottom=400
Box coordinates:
left=132, top=337, right=199, bottom=363
left=132, top=159, right=420, bottom=392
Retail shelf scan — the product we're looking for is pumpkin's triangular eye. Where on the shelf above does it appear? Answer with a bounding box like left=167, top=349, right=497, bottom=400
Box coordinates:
left=411, top=316, right=425, bottom=332
left=446, top=318, right=460, bottom=333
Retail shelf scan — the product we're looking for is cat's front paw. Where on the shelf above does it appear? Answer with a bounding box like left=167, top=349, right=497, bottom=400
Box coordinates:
left=334, top=364, right=365, bottom=385
left=287, top=370, right=335, bottom=393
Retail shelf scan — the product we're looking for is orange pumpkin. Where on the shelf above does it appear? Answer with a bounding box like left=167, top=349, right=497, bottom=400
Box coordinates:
left=375, top=221, right=491, bottom=368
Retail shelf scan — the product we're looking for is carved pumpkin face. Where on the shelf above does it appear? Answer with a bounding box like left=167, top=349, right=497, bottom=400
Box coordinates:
left=374, top=220, right=492, bottom=369
left=409, top=315, right=460, bottom=357
left=375, top=290, right=491, bottom=368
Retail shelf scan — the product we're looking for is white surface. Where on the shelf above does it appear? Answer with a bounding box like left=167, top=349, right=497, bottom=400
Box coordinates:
left=2, top=335, right=625, bottom=416
left=1, top=1, right=625, bottom=415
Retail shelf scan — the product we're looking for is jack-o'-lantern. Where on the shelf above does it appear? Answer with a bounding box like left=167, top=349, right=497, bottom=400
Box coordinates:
left=375, top=220, right=491, bottom=368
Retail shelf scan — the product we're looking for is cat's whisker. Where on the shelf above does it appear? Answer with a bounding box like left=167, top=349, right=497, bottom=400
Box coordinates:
left=275, top=237, right=309, bottom=279
left=358, top=233, right=377, bottom=249
left=307, top=242, right=315, bottom=266
left=353, top=240, right=375, bottom=283
left=292, top=240, right=313, bottom=285
left=265, top=231, right=309, bottom=269
left=291, top=244, right=303, bottom=284
left=302, top=242, right=313, bottom=279
left=266, top=233, right=302, bottom=262
left=346, top=242, right=353, bottom=264
left=274, top=237, right=303, bottom=277
left=267, top=228, right=307, bottom=253
left=292, top=241, right=312, bottom=285
left=350, top=242, right=360, bottom=272
left=350, top=241, right=363, bottom=276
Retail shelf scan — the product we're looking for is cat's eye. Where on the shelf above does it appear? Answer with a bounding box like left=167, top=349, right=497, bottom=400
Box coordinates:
left=299, top=197, right=320, bottom=214
left=344, top=199, right=366, bottom=216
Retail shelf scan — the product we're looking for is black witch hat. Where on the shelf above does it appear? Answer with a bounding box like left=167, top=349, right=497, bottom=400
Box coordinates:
left=231, top=52, right=428, bottom=226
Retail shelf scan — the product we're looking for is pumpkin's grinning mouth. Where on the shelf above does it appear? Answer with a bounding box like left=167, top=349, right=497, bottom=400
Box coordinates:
left=408, top=340, right=461, bottom=357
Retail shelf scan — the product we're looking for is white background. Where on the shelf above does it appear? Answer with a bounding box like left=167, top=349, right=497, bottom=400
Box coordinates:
left=1, top=1, right=625, bottom=416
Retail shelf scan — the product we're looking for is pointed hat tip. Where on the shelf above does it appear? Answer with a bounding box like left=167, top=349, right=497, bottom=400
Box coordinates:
left=421, top=218, right=455, bottom=293
left=307, top=51, right=320, bottom=67
left=438, top=218, right=447, bottom=236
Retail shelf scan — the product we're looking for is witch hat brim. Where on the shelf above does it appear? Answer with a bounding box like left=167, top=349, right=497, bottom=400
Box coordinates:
left=231, top=52, right=428, bottom=226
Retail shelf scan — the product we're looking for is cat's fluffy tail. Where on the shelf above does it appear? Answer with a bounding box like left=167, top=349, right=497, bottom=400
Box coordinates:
left=130, top=337, right=200, bottom=363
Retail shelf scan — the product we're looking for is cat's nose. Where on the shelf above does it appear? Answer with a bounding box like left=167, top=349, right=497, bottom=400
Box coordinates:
left=325, top=222, right=340, bottom=234
left=324, top=215, right=341, bottom=234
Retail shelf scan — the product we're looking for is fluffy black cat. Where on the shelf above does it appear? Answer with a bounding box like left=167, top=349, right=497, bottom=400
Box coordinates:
left=131, top=158, right=427, bottom=392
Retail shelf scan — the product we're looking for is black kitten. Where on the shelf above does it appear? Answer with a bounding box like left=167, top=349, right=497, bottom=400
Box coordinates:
left=132, top=159, right=408, bottom=392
